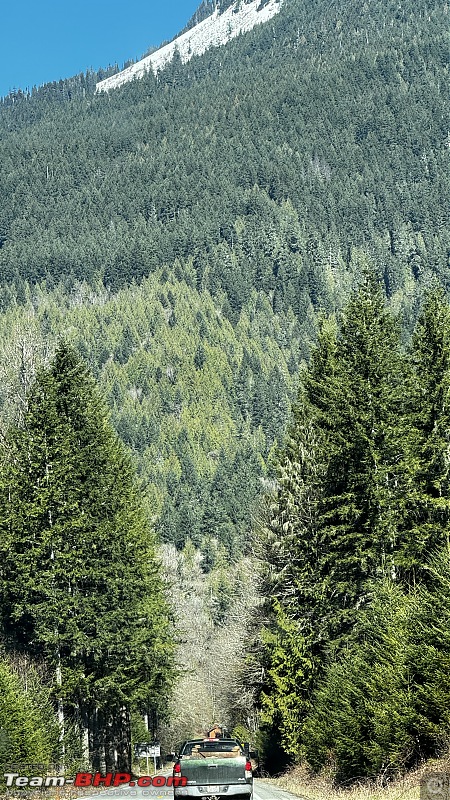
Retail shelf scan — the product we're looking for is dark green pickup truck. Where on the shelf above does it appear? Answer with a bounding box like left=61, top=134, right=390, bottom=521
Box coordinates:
left=172, top=738, right=253, bottom=800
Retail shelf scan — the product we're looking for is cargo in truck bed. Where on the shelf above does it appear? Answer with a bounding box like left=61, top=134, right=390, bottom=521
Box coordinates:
left=173, top=738, right=253, bottom=800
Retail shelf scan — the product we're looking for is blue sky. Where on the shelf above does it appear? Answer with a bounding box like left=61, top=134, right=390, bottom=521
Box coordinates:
left=0, top=0, right=201, bottom=98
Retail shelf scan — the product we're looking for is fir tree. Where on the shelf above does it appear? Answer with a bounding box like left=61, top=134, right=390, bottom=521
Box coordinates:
left=0, top=342, right=173, bottom=770
left=406, top=548, right=450, bottom=754
left=309, top=271, right=406, bottom=643
left=396, top=287, right=450, bottom=585
left=256, top=318, right=335, bottom=752
left=256, top=273, right=407, bottom=758
left=302, top=581, right=413, bottom=783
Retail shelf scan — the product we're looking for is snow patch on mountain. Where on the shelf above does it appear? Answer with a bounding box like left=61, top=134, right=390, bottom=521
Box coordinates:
left=96, top=0, right=283, bottom=93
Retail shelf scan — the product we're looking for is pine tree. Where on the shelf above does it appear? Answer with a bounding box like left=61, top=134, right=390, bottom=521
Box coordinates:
left=396, top=287, right=450, bottom=585
left=0, top=342, right=173, bottom=770
left=315, top=270, right=406, bottom=641
left=256, top=273, right=407, bottom=758
left=302, top=581, right=413, bottom=783
left=255, top=318, right=335, bottom=753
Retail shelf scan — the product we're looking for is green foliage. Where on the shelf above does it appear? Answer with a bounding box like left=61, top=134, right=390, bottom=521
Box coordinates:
left=406, top=549, right=450, bottom=753
left=231, top=723, right=252, bottom=746
left=314, top=270, right=406, bottom=635
left=0, top=657, right=55, bottom=765
left=131, top=711, right=153, bottom=747
left=254, top=279, right=450, bottom=780
left=0, top=275, right=300, bottom=556
left=0, top=0, right=446, bottom=320
left=396, top=287, right=450, bottom=584
left=260, top=602, right=315, bottom=757
left=302, top=546, right=450, bottom=782
left=0, top=343, right=174, bottom=767
left=0, top=0, right=447, bottom=777
left=302, top=582, right=413, bottom=783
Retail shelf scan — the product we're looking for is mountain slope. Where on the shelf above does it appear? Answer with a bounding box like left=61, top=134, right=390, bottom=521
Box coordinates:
left=0, top=0, right=447, bottom=316
left=96, top=0, right=283, bottom=92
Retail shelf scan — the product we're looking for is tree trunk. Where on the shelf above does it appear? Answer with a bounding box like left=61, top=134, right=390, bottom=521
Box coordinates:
left=116, top=706, right=131, bottom=772
left=105, top=713, right=116, bottom=772
left=56, top=646, right=65, bottom=769
left=80, top=706, right=90, bottom=767
left=93, top=708, right=107, bottom=773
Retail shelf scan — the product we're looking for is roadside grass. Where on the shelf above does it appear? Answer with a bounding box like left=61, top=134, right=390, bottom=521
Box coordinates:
left=265, top=753, right=450, bottom=800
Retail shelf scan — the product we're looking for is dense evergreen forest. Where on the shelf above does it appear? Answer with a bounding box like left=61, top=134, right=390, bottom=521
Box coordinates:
left=249, top=280, right=450, bottom=780
left=0, top=0, right=448, bottom=782
left=0, top=0, right=447, bottom=308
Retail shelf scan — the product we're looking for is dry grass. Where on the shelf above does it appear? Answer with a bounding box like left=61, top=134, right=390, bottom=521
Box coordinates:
left=265, top=754, right=450, bottom=800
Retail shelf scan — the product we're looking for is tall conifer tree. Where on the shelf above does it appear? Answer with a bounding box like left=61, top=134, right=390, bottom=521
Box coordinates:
left=316, top=270, right=406, bottom=639
left=0, top=343, right=173, bottom=770
left=396, top=287, right=450, bottom=585
left=258, top=272, right=407, bottom=756
left=258, top=316, right=337, bottom=752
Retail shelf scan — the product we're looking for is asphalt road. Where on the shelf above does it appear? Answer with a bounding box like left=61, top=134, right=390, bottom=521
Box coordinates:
left=254, top=780, right=304, bottom=800
left=78, top=778, right=302, bottom=800
left=253, top=779, right=304, bottom=800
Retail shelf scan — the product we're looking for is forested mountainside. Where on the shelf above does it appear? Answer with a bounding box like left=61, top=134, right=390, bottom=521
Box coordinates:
left=0, top=274, right=301, bottom=559
left=0, top=0, right=447, bottom=310
left=0, top=0, right=448, bottom=781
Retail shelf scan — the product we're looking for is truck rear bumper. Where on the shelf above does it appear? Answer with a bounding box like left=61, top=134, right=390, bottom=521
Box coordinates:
left=174, top=784, right=252, bottom=798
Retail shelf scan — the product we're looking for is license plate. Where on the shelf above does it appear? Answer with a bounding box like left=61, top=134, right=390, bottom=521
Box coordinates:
left=207, top=786, right=220, bottom=793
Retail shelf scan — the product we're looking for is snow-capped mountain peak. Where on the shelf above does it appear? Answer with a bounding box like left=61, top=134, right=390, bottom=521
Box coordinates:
left=96, top=0, right=283, bottom=93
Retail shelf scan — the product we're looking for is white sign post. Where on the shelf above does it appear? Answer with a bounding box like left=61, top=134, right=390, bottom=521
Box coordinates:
left=135, top=743, right=161, bottom=774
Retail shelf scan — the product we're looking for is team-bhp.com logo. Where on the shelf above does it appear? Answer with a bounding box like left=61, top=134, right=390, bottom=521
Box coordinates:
left=4, top=773, right=187, bottom=789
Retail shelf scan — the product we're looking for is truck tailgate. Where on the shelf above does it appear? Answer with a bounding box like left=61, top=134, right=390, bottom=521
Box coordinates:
left=181, top=756, right=248, bottom=785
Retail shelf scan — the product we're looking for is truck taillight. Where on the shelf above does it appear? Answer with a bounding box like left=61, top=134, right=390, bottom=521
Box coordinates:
left=245, top=760, right=252, bottom=777
left=174, top=762, right=181, bottom=774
